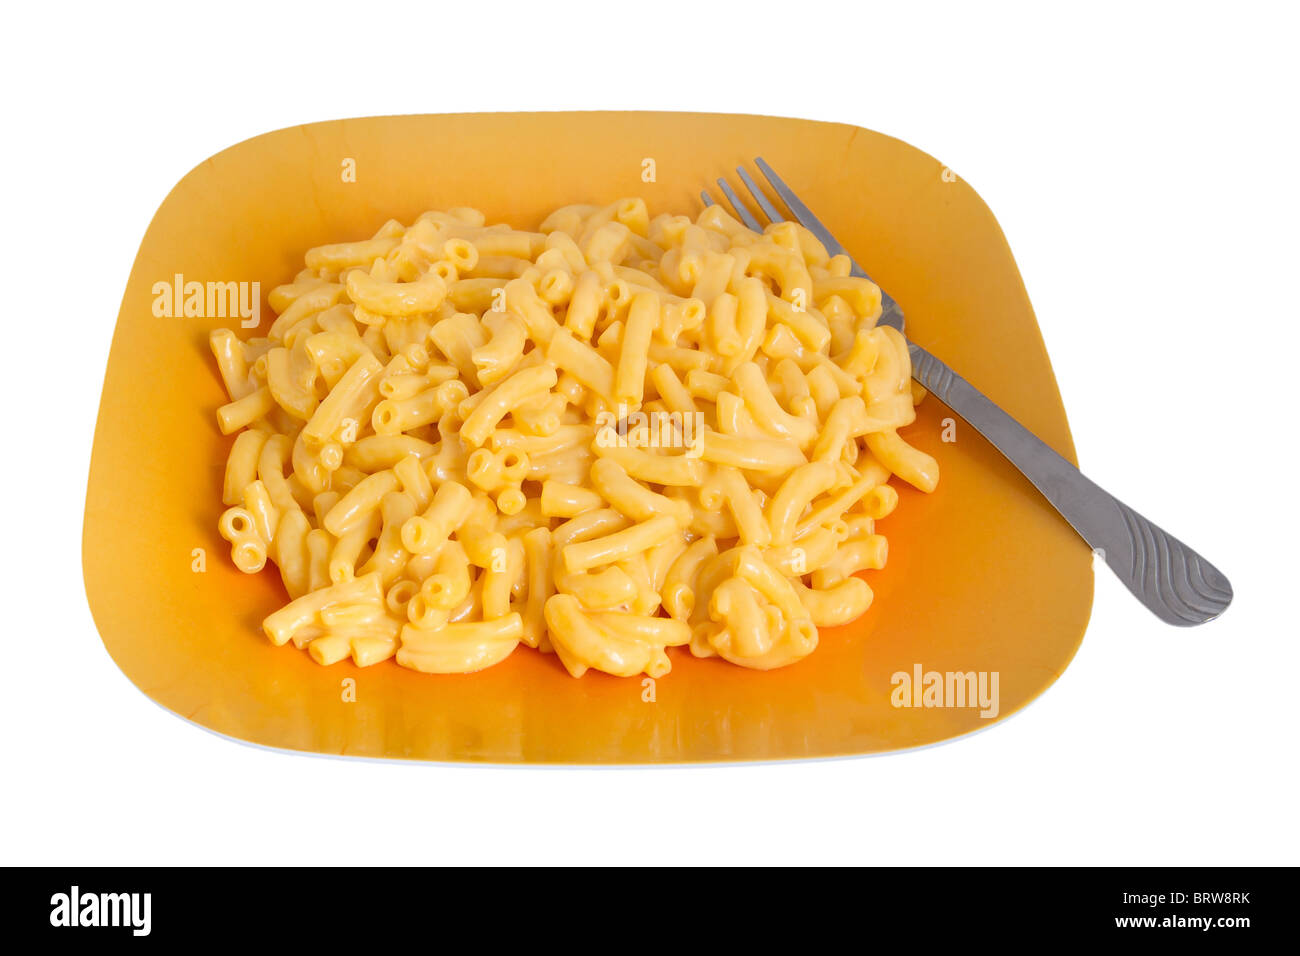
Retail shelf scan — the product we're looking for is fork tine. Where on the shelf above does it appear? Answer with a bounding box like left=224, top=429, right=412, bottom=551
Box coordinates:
left=736, top=167, right=784, bottom=224
left=700, top=190, right=715, bottom=207
left=716, top=178, right=764, bottom=231
left=753, top=157, right=851, bottom=261
left=753, top=157, right=901, bottom=324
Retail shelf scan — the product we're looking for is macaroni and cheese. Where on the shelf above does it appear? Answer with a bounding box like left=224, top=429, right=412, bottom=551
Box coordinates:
left=209, top=198, right=939, bottom=677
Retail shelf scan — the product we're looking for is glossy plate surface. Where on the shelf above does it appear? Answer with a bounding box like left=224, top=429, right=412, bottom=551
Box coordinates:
left=83, top=111, right=1092, bottom=763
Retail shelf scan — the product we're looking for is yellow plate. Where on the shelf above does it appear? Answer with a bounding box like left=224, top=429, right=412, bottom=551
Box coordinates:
left=83, top=111, right=1092, bottom=763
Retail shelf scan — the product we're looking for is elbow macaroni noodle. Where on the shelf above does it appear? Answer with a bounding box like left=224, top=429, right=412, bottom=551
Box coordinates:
left=209, top=198, right=939, bottom=678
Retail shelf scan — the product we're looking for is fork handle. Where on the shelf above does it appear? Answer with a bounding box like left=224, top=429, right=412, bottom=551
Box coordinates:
left=907, top=342, right=1232, bottom=625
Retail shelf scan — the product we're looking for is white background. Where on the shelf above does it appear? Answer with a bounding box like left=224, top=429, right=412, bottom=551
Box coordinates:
left=3, top=1, right=1296, bottom=865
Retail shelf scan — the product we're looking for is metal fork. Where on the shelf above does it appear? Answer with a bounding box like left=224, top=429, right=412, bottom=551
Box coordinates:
left=704, top=158, right=1232, bottom=626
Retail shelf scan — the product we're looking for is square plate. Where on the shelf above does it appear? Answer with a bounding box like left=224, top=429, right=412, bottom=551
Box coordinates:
left=83, top=111, right=1092, bottom=763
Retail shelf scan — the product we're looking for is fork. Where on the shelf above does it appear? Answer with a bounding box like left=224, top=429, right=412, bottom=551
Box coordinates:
left=704, top=158, right=1232, bottom=626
